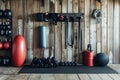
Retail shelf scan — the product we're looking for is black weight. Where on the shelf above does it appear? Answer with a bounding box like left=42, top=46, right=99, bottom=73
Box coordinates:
left=4, top=9, right=12, bottom=19
left=44, top=64, right=49, bottom=68
left=49, top=63, right=53, bottom=68
left=72, top=62, right=77, bottom=66
left=92, top=9, right=102, bottom=21
left=6, top=25, right=11, bottom=29
left=58, top=61, right=63, bottom=66
left=0, top=29, right=5, bottom=36
left=0, top=10, right=4, bottom=18
left=31, top=57, right=38, bottom=67
left=41, top=57, right=46, bottom=64
left=2, top=25, right=6, bottom=30
left=5, top=29, right=12, bottom=36
left=5, top=21, right=10, bottom=25
left=7, top=37, right=12, bottom=42
left=3, top=56, right=11, bottom=66
left=31, top=63, right=35, bottom=67
left=46, top=57, right=51, bottom=64
left=0, top=22, right=2, bottom=25
left=94, top=53, right=109, bottom=66
left=0, top=56, right=3, bottom=66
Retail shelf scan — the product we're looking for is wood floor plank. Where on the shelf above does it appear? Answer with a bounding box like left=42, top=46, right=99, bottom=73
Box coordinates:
left=98, top=74, right=113, bottom=80
left=88, top=74, right=102, bottom=80
left=66, top=74, right=79, bottom=80
left=28, top=74, right=41, bottom=80
left=6, top=74, right=30, bottom=80
left=0, top=75, right=9, bottom=80
left=108, top=64, right=120, bottom=73
left=40, top=74, right=55, bottom=80
left=0, top=67, right=21, bottom=75
left=78, top=74, right=91, bottom=80
left=54, top=74, right=67, bottom=80
left=108, top=74, right=120, bottom=80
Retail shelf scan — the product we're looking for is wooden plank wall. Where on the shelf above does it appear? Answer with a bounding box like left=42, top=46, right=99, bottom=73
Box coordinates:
left=4, top=0, right=120, bottom=64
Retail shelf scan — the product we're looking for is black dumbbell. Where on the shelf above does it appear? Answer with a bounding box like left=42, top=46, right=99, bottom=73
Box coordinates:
left=72, top=62, right=77, bottom=66
left=0, top=56, right=3, bottom=66
left=5, top=21, right=10, bottom=25
left=6, top=25, right=11, bottom=29
left=5, top=30, right=12, bottom=36
left=48, top=63, right=53, bottom=68
left=70, top=62, right=73, bottom=66
left=66, top=62, right=72, bottom=66
left=3, top=56, right=11, bottom=66
left=58, top=61, right=62, bottom=66
left=0, top=10, right=3, bottom=18
left=31, top=63, right=36, bottom=68
left=44, top=64, right=49, bottom=68
left=46, top=57, right=51, bottom=64
left=0, top=22, right=2, bottom=26
left=30, top=57, right=38, bottom=67
left=41, top=57, right=46, bottom=64
left=0, top=29, right=5, bottom=36
left=7, top=37, right=12, bottom=42
left=2, top=25, right=6, bottom=30
left=4, top=9, right=12, bottom=19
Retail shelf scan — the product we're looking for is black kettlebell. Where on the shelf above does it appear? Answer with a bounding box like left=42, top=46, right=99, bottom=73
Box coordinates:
left=4, top=9, right=12, bottom=19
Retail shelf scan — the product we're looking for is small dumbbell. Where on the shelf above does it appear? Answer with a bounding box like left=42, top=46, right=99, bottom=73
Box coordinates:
left=4, top=42, right=10, bottom=49
left=5, top=29, right=12, bottom=36
left=0, top=29, right=5, bottom=36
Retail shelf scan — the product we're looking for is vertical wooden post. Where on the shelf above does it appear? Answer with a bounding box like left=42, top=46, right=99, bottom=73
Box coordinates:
left=73, top=0, right=79, bottom=62
left=113, top=0, right=119, bottom=63
left=67, top=0, right=73, bottom=62
left=62, top=0, right=68, bottom=61
left=108, top=0, right=113, bottom=64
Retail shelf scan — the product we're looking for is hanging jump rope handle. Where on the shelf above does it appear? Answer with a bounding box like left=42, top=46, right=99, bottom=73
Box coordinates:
left=87, top=44, right=92, bottom=51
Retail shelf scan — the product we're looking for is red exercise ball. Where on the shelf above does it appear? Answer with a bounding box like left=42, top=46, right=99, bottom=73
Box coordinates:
left=4, top=42, right=10, bottom=49
left=0, top=42, right=3, bottom=49
left=12, top=35, right=26, bottom=67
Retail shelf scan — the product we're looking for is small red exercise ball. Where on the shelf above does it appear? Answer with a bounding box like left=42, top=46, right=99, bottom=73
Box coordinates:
left=0, top=42, right=3, bottom=49
left=12, top=35, right=26, bottom=67
left=4, top=42, right=10, bottom=49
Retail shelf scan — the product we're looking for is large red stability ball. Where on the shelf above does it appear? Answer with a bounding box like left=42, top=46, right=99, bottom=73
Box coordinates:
left=12, top=35, right=26, bottom=67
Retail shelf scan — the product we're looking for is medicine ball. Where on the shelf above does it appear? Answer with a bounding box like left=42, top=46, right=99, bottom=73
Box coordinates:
left=94, top=53, right=109, bottom=66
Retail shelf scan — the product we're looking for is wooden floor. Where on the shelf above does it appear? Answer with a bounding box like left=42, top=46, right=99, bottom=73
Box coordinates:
left=0, top=64, right=120, bottom=80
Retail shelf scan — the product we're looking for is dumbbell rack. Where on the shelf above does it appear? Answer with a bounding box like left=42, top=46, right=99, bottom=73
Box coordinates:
left=0, top=10, right=12, bottom=66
